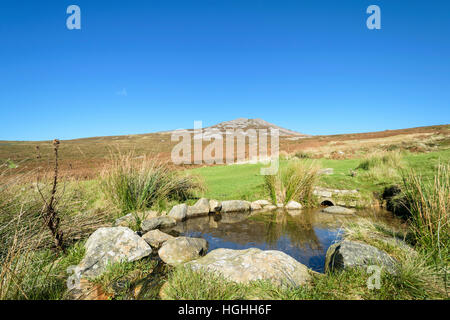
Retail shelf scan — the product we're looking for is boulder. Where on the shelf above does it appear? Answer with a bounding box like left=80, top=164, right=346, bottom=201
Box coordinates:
left=252, top=200, right=271, bottom=207
left=285, top=200, right=302, bottom=210
left=142, top=229, right=175, bottom=249
left=76, top=227, right=152, bottom=278
left=209, top=199, right=222, bottom=213
left=325, top=240, right=397, bottom=274
left=168, top=204, right=188, bottom=221
left=263, top=205, right=277, bottom=211
left=187, top=198, right=210, bottom=217
left=250, top=201, right=262, bottom=211
left=187, top=248, right=312, bottom=288
left=220, top=200, right=251, bottom=213
left=141, top=216, right=177, bottom=232
left=158, top=237, right=208, bottom=266
left=321, top=206, right=355, bottom=215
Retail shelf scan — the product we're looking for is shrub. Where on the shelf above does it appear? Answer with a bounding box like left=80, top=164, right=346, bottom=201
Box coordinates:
left=100, top=153, right=204, bottom=214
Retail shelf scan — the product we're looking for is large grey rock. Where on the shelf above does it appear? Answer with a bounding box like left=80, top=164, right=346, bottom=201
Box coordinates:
left=209, top=199, right=222, bottom=213
left=325, top=240, right=397, bottom=274
left=142, top=229, right=175, bottom=249
left=187, top=248, right=312, bottom=288
left=141, top=216, right=177, bottom=232
left=168, top=204, right=188, bottom=221
left=285, top=200, right=302, bottom=210
left=187, top=198, right=210, bottom=217
left=158, top=237, right=208, bottom=266
left=220, top=200, right=251, bottom=213
left=77, top=227, right=152, bottom=278
left=321, top=206, right=355, bottom=215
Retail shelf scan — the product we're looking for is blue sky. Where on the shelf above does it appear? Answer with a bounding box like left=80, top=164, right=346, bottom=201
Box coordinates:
left=0, top=0, right=449, bottom=141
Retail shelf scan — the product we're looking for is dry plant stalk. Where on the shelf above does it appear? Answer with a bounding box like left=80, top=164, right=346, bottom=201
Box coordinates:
left=37, top=139, right=64, bottom=251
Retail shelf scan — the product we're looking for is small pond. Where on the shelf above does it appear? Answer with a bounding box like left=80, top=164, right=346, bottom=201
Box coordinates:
left=164, top=208, right=404, bottom=273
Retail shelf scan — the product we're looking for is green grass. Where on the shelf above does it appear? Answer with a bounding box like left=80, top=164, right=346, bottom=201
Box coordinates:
left=188, top=149, right=450, bottom=203
left=189, top=163, right=267, bottom=201
left=162, top=261, right=446, bottom=300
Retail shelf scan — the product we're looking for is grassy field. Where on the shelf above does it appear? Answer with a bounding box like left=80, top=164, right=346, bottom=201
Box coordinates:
left=190, top=149, right=450, bottom=202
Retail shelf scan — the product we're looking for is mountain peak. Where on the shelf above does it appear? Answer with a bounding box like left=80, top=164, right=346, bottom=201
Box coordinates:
left=208, top=118, right=306, bottom=137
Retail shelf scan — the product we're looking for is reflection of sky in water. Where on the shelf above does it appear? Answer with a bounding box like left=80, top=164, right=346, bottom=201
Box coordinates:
left=182, top=225, right=342, bottom=273
left=176, top=209, right=399, bottom=273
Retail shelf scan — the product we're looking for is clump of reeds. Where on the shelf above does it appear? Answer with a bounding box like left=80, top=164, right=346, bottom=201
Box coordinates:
left=264, top=160, right=319, bottom=207
left=100, top=152, right=204, bottom=214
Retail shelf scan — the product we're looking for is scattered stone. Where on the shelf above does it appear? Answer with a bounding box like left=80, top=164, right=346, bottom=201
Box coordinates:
left=76, top=227, right=152, bottom=279
left=325, top=240, right=397, bottom=274
left=114, top=210, right=159, bottom=227
left=142, top=229, right=175, bottom=249
left=209, top=199, right=222, bottom=213
left=263, top=205, right=277, bottom=211
left=158, top=237, right=208, bottom=266
left=168, top=204, right=188, bottom=221
left=321, top=206, right=355, bottom=215
left=250, top=201, right=262, bottom=211
left=276, top=203, right=284, bottom=208
left=187, top=248, right=312, bottom=288
left=187, top=198, right=210, bottom=217
left=285, top=200, right=302, bottom=210
left=318, top=168, right=334, bottom=175
left=114, top=213, right=135, bottom=227
left=141, top=216, right=177, bottom=232
left=252, top=199, right=271, bottom=207
left=220, top=200, right=251, bottom=213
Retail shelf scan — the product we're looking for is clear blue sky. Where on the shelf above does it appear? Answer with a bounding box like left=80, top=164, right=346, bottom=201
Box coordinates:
left=0, top=0, right=449, bottom=141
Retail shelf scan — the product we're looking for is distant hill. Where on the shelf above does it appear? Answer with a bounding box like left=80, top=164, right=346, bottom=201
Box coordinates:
left=0, top=120, right=448, bottom=179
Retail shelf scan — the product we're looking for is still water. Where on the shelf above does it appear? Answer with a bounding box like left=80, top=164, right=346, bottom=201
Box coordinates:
left=163, top=208, right=403, bottom=273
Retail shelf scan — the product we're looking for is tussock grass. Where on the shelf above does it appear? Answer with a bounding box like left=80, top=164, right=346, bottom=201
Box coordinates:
left=100, top=153, right=204, bottom=214
left=400, top=163, right=449, bottom=265
left=264, top=160, right=319, bottom=206
left=356, top=150, right=405, bottom=180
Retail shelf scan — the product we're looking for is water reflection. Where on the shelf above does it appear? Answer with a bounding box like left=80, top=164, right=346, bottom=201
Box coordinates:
left=163, top=208, right=402, bottom=273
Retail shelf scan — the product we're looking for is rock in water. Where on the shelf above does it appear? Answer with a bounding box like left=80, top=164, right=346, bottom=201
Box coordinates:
left=168, top=204, right=188, bottom=221
left=158, top=237, right=208, bottom=266
left=321, top=206, right=355, bottom=214
left=187, top=248, right=312, bottom=287
left=187, top=198, right=211, bottom=217
left=141, top=216, right=177, bottom=232
left=325, top=240, right=397, bottom=274
left=252, top=199, right=272, bottom=207
left=220, top=200, right=251, bottom=213
left=250, top=201, right=262, bottom=211
left=142, top=229, right=175, bottom=249
left=209, top=199, right=222, bottom=213
left=77, top=227, right=152, bottom=278
left=285, top=200, right=302, bottom=210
